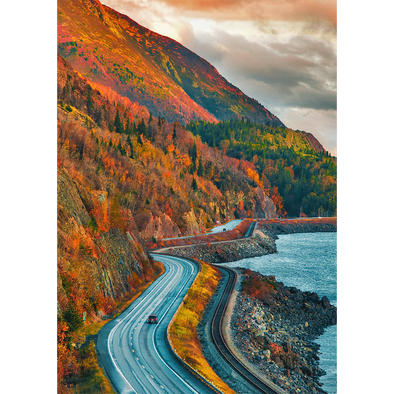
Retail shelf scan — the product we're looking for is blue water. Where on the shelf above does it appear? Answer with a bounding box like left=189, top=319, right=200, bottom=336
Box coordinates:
left=224, top=232, right=337, bottom=394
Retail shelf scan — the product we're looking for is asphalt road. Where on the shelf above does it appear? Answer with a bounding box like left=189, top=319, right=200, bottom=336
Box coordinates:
left=96, top=254, right=217, bottom=394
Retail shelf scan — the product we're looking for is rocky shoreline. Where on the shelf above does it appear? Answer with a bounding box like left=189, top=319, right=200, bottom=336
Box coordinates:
left=162, top=230, right=277, bottom=263
left=229, top=269, right=336, bottom=394
left=257, top=218, right=337, bottom=240
left=160, top=220, right=337, bottom=392
left=156, top=219, right=336, bottom=265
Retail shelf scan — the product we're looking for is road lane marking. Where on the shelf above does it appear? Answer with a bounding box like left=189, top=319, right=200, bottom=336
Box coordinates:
left=150, top=255, right=200, bottom=394
left=107, top=254, right=199, bottom=394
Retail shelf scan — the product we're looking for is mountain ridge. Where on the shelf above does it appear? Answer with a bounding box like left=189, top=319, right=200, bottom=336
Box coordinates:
left=58, top=0, right=285, bottom=126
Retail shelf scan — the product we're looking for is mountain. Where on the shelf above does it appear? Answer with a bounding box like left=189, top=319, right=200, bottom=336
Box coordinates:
left=56, top=1, right=336, bottom=391
left=58, top=0, right=284, bottom=126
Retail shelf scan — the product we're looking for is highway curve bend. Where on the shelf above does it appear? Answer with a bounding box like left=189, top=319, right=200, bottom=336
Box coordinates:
left=96, top=254, right=218, bottom=394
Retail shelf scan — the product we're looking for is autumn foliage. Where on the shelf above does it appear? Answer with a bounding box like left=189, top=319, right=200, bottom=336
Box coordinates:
left=168, top=262, right=236, bottom=394
left=242, top=269, right=276, bottom=303
left=56, top=55, right=280, bottom=393
left=147, top=219, right=253, bottom=249
left=57, top=55, right=277, bottom=244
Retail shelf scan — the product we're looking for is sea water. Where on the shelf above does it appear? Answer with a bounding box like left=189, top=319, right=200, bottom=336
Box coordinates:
left=224, top=232, right=337, bottom=394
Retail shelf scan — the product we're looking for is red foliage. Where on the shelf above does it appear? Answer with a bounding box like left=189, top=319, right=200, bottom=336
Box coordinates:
left=164, top=202, right=173, bottom=218
left=94, top=291, right=115, bottom=315
left=270, top=342, right=283, bottom=356
left=146, top=219, right=253, bottom=249
left=270, top=186, right=287, bottom=217
left=242, top=270, right=275, bottom=302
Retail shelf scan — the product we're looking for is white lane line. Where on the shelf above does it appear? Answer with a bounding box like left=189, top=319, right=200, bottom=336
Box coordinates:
left=151, top=255, right=201, bottom=394
left=107, top=262, right=176, bottom=393
left=107, top=320, right=138, bottom=393
left=109, top=254, right=199, bottom=394
left=112, top=259, right=180, bottom=393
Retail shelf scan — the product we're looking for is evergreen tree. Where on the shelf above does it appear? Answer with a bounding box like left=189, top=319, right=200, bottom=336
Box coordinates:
left=114, top=108, right=124, bottom=134
left=190, top=140, right=197, bottom=164
left=63, top=303, right=83, bottom=332
left=197, top=160, right=204, bottom=177
left=137, top=119, right=147, bottom=136
left=86, top=86, right=93, bottom=116
left=191, top=140, right=198, bottom=168
left=117, top=140, right=126, bottom=156
left=126, top=134, right=134, bottom=158
left=125, top=118, right=132, bottom=135
left=172, top=123, right=177, bottom=140
left=192, top=177, right=198, bottom=191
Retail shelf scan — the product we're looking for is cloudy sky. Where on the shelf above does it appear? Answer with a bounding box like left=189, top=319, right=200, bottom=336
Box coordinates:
left=103, top=0, right=337, bottom=155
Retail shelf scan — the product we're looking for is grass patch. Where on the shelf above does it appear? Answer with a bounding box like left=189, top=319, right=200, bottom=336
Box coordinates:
left=168, top=261, right=236, bottom=394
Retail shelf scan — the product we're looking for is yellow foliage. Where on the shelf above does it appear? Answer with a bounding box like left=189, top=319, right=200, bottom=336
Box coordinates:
left=168, top=262, right=236, bottom=394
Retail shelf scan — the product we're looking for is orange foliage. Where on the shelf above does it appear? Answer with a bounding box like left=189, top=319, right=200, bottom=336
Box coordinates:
left=246, top=167, right=259, bottom=183
left=90, top=195, right=109, bottom=232
left=94, top=291, right=116, bottom=315
left=242, top=269, right=275, bottom=302
left=168, top=262, right=235, bottom=393
left=127, top=271, right=141, bottom=289
left=167, top=143, right=175, bottom=153
left=175, top=148, right=192, bottom=166
left=270, top=186, right=287, bottom=217
left=147, top=219, right=253, bottom=249
left=165, top=202, right=173, bottom=217
left=270, top=342, right=283, bottom=356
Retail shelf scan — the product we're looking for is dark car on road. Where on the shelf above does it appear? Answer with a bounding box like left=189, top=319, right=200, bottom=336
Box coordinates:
left=147, top=315, right=158, bottom=324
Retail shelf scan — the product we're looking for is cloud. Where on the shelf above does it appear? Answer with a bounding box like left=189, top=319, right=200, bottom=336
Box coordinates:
left=156, top=0, right=337, bottom=29
left=102, top=0, right=337, bottom=152
left=180, top=29, right=337, bottom=111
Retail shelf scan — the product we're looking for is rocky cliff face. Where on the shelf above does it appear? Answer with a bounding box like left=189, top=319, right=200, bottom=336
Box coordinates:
left=57, top=168, right=153, bottom=317
left=135, top=211, right=182, bottom=240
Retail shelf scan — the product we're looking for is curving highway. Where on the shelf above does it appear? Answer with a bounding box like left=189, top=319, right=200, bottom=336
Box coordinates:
left=96, top=254, right=217, bottom=394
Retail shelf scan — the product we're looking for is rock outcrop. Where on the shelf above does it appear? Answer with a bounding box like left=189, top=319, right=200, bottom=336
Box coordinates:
left=135, top=211, right=181, bottom=240
left=57, top=168, right=153, bottom=315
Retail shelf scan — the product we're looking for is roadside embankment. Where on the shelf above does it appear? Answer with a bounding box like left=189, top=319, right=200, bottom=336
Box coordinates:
left=146, top=219, right=253, bottom=249
left=167, top=260, right=236, bottom=394
left=154, top=218, right=336, bottom=264
left=164, top=230, right=277, bottom=263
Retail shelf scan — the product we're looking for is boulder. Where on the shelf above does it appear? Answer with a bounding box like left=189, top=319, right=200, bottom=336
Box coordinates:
left=301, top=365, right=313, bottom=377
left=321, top=296, right=331, bottom=308
left=263, top=349, right=271, bottom=360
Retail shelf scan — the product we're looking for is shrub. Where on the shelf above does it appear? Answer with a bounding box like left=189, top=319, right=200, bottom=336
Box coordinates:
left=63, top=303, right=84, bottom=332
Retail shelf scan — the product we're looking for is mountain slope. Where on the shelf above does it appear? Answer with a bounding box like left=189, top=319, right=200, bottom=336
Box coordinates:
left=58, top=0, right=284, bottom=126
left=57, top=54, right=277, bottom=238
left=187, top=119, right=337, bottom=217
